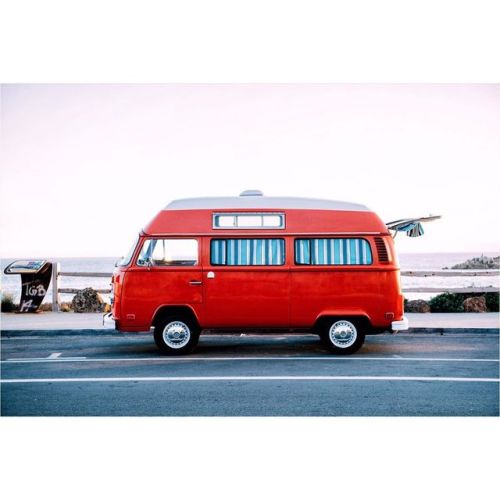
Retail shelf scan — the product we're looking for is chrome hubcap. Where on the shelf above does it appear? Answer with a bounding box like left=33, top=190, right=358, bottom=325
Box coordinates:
left=329, top=320, right=357, bottom=348
left=162, top=321, right=191, bottom=349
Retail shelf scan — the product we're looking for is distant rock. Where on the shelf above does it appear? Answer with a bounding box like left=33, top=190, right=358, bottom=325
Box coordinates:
left=462, top=296, right=488, bottom=313
left=449, top=255, right=500, bottom=270
left=72, top=287, right=105, bottom=313
left=405, top=299, right=431, bottom=313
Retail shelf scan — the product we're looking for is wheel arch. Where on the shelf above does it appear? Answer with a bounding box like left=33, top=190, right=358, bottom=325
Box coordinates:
left=151, top=304, right=201, bottom=330
left=314, top=312, right=373, bottom=333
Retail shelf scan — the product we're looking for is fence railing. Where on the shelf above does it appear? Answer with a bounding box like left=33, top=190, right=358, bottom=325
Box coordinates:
left=400, top=270, right=499, bottom=277
left=399, top=270, right=500, bottom=294
left=51, top=264, right=111, bottom=312
left=50, top=266, right=500, bottom=312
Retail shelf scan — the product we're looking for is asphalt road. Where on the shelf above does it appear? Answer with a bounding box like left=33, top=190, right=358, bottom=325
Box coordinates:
left=1, top=332, right=498, bottom=416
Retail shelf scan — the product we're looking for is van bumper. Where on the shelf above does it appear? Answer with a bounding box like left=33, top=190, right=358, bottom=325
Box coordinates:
left=103, top=312, right=115, bottom=327
left=391, top=316, right=409, bottom=332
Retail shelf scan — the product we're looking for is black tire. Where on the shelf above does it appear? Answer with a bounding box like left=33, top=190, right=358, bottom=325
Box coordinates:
left=319, top=318, right=365, bottom=355
left=154, top=315, right=200, bottom=355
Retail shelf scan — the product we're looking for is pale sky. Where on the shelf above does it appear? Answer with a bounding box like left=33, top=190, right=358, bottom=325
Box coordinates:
left=1, top=83, right=499, bottom=257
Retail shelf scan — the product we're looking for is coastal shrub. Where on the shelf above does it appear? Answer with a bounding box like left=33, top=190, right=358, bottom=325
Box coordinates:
left=1, top=292, right=17, bottom=312
left=429, top=293, right=464, bottom=313
left=428, top=292, right=499, bottom=312
left=485, top=293, right=499, bottom=312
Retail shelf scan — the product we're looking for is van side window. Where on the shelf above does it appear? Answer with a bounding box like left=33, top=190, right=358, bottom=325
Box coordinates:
left=213, top=213, right=285, bottom=229
left=137, top=239, right=198, bottom=266
left=295, top=238, right=373, bottom=265
left=211, top=239, right=285, bottom=266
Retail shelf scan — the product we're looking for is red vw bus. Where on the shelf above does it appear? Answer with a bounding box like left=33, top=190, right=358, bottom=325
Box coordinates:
left=111, top=191, right=408, bottom=355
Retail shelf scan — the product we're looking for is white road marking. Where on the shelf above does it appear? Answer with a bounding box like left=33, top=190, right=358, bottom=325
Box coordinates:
left=2, top=356, right=499, bottom=364
left=47, top=353, right=61, bottom=359
left=1, top=375, right=499, bottom=384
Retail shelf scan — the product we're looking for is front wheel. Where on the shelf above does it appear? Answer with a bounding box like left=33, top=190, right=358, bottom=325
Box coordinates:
left=320, top=319, right=365, bottom=355
left=154, top=316, right=200, bottom=355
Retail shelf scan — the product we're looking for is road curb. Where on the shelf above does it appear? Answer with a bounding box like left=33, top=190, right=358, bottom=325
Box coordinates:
left=1, top=327, right=499, bottom=337
left=405, top=328, right=499, bottom=335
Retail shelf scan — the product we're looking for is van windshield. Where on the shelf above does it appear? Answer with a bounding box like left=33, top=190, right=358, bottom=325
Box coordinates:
left=137, top=239, right=198, bottom=266
left=118, top=235, right=139, bottom=266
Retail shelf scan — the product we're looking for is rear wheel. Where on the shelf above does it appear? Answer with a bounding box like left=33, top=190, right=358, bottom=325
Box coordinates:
left=154, top=316, right=200, bottom=355
left=319, top=319, right=365, bottom=355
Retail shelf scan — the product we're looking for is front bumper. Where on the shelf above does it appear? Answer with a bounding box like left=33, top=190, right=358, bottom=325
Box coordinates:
left=391, top=316, right=409, bottom=332
left=103, top=312, right=115, bottom=327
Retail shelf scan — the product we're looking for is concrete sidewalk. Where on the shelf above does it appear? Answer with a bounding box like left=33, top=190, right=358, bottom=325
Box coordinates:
left=406, top=312, right=499, bottom=329
left=1, top=312, right=112, bottom=331
left=1, top=311, right=498, bottom=334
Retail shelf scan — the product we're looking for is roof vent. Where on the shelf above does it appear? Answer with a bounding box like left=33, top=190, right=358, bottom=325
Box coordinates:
left=239, top=189, right=263, bottom=197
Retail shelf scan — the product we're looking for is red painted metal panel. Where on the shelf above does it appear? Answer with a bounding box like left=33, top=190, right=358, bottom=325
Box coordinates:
left=201, top=268, right=290, bottom=327
left=143, top=209, right=388, bottom=235
left=120, top=267, right=203, bottom=330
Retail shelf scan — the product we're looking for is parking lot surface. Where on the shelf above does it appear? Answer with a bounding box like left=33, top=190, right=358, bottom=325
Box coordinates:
left=1, top=332, right=498, bottom=416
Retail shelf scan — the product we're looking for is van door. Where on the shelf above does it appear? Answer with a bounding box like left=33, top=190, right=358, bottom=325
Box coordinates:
left=202, top=238, right=289, bottom=328
left=121, top=238, right=202, bottom=329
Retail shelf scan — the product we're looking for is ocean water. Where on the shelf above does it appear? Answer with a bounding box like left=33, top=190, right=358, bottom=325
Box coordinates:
left=1, top=252, right=499, bottom=303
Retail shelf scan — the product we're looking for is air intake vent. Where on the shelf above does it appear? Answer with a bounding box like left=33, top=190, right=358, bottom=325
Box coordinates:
left=374, top=237, right=390, bottom=263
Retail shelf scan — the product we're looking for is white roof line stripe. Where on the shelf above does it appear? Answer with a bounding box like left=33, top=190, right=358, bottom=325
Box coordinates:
left=165, top=197, right=370, bottom=212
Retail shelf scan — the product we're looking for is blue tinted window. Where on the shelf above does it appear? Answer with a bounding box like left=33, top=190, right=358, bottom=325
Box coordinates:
left=211, top=239, right=285, bottom=266
left=295, top=238, right=372, bottom=265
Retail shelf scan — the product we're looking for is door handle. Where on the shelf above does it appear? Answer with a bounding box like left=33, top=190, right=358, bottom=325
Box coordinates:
left=189, top=280, right=202, bottom=286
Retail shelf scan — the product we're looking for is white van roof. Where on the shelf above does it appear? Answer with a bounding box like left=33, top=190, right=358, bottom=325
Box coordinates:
left=165, top=196, right=370, bottom=212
